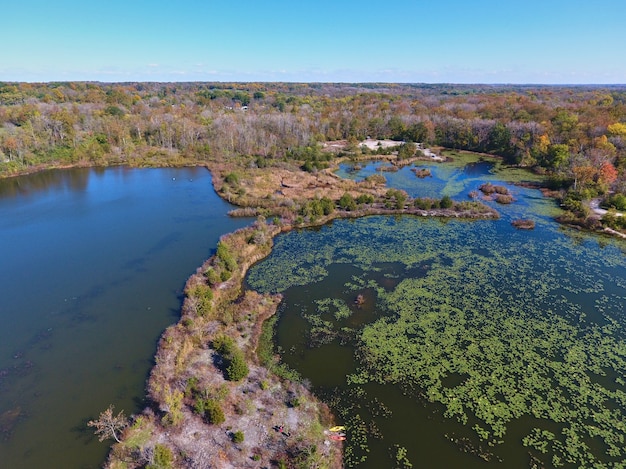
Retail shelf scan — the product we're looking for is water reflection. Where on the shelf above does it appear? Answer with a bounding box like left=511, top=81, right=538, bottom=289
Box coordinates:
left=0, top=167, right=90, bottom=199
left=0, top=166, right=251, bottom=468
left=248, top=162, right=626, bottom=468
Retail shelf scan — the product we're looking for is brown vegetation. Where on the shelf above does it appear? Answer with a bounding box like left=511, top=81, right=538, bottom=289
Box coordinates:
left=511, top=219, right=536, bottom=230
left=411, top=168, right=432, bottom=178
left=6, top=81, right=626, bottom=467
left=106, top=220, right=342, bottom=469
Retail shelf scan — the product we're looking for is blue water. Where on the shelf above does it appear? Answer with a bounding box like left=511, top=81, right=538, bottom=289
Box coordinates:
left=0, top=167, right=251, bottom=468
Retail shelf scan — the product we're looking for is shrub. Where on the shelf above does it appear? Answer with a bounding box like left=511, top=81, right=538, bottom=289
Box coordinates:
left=320, top=196, right=335, bottom=215
left=147, top=444, right=173, bottom=469
left=603, top=193, right=626, bottom=211
left=397, top=142, right=417, bottom=160
left=495, top=194, right=514, bottom=204
left=440, top=195, right=453, bottom=209
left=414, top=198, right=436, bottom=210
left=602, top=212, right=626, bottom=230
left=339, top=192, right=357, bottom=211
left=213, top=335, right=236, bottom=355
left=226, top=352, right=249, bottom=382
left=356, top=194, right=374, bottom=205
left=196, top=398, right=225, bottom=425
left=224, top=172, right=240, bottom=185
left=204, top=267, right=220, bottom=286
left=479, top=182, right=509, bottom=196
left=231, top=430, right=244, bottom=444
left=186, top=284, right=213, bottom=317
left=214, top=335, right=249, bottom=381
left=511, top=219, right=536, bottom=230
left=161, top=390, right=184, bottom=427
left=217, top=241, right=237, bottom=272
left=386, top=189, right=407, bottom=209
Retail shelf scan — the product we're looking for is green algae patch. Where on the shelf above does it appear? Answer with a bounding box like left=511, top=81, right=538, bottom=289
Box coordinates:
left=247, top=215, right=626, bottom=467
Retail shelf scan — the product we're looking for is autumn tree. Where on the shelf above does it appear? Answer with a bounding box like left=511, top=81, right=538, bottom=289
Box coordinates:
left=597, top=161, right=618, bottom=187
left=607, top=122, right=626, bottom=137
left=87, top=405, right=127, bottom=443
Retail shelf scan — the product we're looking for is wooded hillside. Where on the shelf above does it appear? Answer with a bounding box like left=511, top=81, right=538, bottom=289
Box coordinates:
left=1, top=82, right=625, bottom=228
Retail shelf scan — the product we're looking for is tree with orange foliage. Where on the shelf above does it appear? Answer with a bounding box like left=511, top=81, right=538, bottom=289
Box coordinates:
left=597, top=161, right=618, bottom=186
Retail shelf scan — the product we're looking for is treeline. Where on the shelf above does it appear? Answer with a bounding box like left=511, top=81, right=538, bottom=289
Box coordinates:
left=1, top=81, right=626, bottom=203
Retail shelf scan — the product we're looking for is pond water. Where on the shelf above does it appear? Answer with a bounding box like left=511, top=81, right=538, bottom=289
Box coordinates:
left=0, top=167, right=251, bottom=468
left=247, top=158, right=626, bottom=468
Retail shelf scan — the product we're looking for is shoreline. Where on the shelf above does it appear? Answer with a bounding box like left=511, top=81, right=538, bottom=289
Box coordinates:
left=3, top=156, right=622, bottom=467
left=100, top=160, right=501, bottom=468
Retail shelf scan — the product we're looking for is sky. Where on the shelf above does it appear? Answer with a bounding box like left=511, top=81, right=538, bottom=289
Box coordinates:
left=1, top=0, right=625, bottom=84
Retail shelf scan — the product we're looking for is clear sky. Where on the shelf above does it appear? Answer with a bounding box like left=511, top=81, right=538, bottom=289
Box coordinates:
left=2, top=0, right=625, bottom=84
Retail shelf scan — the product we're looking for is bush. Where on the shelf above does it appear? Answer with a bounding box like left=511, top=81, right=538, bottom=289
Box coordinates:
left=356, top=194, right=374, bottom=205
left=226, top=352, right=249, bottom=382
left=414, top=197, right=438, bottom=209
left=195, top=398, right=225, bottom=425
left=602, top=212, right=626, bottom=230
left=397, top=142, right=416, bottom=160
left=339, top=192, right=357, bottom=211
left=440, top=195, right=453, bottom=208
left=186, top=284, right=213, bottom=317
left=603, top=193, right=626, bottom=211
left=147, top=444, right=173, bottom=469
left=204, top=267, right=220, bottom=286
left=214, top=335, right=249, bottom=381
left=495, top=194, right=514, bottom=204
left=386, top=189, right=407, bottom=209
left=217, top=241, right=237, bottom=272
left=320, top=196, right=335, bottom=215
left=511, top=219, right=536, bottom=230
left=231, top=430, right=244, bottom=444
left=224, top=172, right=240, bottom=185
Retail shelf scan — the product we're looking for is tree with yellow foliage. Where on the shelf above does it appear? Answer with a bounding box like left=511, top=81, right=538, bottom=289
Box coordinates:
left=607, top=122, right=626, bottom=137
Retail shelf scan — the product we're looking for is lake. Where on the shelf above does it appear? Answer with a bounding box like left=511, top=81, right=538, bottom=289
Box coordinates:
left=247, top=157, right=626, bottom=468
left=0, top=166, right=251, bottom=468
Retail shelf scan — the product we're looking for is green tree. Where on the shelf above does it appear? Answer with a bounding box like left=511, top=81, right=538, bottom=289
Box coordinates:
left=339, top=192, right=357, bottom=211
left=196, top=398, right=225, bottom=424
left=216, top=241, right=237, bottom=272
left=356, top=194, right=374, bottom=205
left=487, top=122, right=513, bottom=157
left=545, top=144, right=570, bottom=168
left=397, top=142, right=416, bottom=160
left=404, top=122, right=430, bottom=143
left=225, top=352, right=249, bottom=382
left=214, top=335, right=249, bottom=381
left=320, top=196, right=335, bottom=215
left=440, top=195, right=453, bottom=208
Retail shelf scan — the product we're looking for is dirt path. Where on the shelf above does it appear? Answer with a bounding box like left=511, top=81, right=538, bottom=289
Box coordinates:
left=590, top=198, right=623, bottom=217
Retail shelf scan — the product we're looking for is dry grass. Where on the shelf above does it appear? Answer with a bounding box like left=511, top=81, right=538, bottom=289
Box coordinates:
left=106, top=160, right=501, bottom=469
left=511, top=219, right=536, bottom=230
left=107, top=220, right=341, bottom=469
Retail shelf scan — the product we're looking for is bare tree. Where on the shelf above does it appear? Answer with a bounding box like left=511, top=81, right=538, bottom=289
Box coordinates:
left=88, top=405, right=127, bottom=443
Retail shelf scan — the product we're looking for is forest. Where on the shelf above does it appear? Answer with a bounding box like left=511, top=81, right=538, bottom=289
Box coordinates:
left=1, top=81, right=626, bottom=229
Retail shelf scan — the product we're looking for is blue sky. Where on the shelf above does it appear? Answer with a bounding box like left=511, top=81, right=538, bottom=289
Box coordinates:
left=2, top=0, right=625, bottom=84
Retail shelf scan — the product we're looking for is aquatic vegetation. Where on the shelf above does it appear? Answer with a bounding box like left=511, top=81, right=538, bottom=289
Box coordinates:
left=248, top=213, right=626, bottom=467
